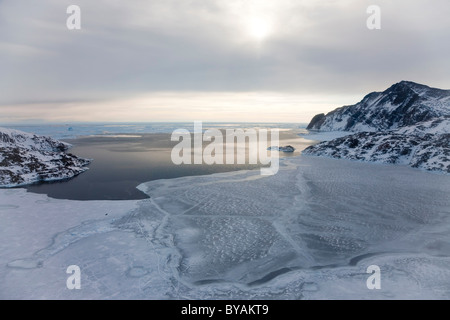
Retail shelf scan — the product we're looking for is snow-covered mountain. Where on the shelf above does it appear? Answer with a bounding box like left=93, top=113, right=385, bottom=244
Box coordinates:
left=307, top=81, right=450, bottom=132
left=303, top=117, right=450, bottom=173
left=0, top=127, right=91, bottom=187
left=304, top=81, right=450, bottom=173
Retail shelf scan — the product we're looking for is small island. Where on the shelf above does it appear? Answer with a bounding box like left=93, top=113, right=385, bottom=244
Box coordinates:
left=267, top=145, right=295, bottom=152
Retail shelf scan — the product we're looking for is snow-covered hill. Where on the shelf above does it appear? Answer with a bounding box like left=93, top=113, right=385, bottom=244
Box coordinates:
left=303, top=119, right=450, bottom=173
left=307, top=81, right=450, bottom=132
left=304, top=82, right=450, bottom=173
left=0, top=127, right=91, bottom=187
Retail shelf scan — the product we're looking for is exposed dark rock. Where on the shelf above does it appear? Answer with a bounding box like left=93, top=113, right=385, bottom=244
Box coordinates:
left=0, top=128, right=91, bottom=187
left=303, top=118, right=450, bottom=173
left=307, top=81, right=450, bottom=132
left=306, top=113, right=326, bottom=130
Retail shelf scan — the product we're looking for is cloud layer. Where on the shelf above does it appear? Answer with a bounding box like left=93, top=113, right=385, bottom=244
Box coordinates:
left=1, top=0, right=449, bottom=122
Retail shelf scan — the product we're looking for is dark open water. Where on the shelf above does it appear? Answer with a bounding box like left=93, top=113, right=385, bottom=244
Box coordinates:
left=25, top=132, right=311, bottom=200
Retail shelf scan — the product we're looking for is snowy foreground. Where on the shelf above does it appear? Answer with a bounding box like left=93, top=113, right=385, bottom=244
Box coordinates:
left=1, top=156, right=449, bottom=299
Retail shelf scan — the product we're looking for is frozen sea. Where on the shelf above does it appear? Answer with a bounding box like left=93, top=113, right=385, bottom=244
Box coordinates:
left=3, top=122, right=305, bottom=140
left=1, top=151, right=449, bottom=299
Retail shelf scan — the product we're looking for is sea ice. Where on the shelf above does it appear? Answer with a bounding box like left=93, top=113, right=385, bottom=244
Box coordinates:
left=0, top=155, right=449, bottom=299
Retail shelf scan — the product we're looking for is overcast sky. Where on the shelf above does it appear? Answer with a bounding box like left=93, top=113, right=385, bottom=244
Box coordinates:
left=1, top=0, right=449, bottom=124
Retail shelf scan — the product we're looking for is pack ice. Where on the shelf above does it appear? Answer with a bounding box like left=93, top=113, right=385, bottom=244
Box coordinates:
left=1, top=155, right=449, bottom=299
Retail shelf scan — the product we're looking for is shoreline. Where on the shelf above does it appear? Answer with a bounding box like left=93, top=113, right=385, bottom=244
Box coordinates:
left=24, top=129, right=316, bottom=201
left=2, top=150, right=449, bottom=299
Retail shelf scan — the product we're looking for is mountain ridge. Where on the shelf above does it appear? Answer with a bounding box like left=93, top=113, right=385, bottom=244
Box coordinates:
left=307, top=81, right=450, bottom=132
left=304, top=81, right=450, bottom=173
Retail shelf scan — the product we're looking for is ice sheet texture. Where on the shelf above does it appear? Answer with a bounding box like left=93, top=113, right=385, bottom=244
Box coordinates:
left=1, top=156, right=449, bottom=299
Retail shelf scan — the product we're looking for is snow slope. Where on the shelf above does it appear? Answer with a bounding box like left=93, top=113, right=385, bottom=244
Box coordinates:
left=307, top=81, right=450, bottom=132
left=304, top=81, right=450, bottom=173
left=303, top=117, right=450, bottom=173
left=1, top=156, right=450, bottom=299
left=0, top=127, right=91, bottom=187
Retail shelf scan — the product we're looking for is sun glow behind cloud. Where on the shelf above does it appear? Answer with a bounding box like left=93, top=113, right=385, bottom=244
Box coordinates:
left=1, top=0, right=450, bottom=124
left=228, top=0, right=278, bottom=43
left=247, top=16, right=273, bottom=41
